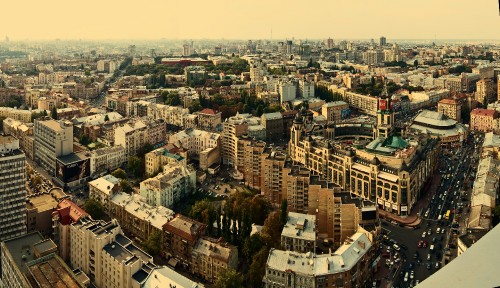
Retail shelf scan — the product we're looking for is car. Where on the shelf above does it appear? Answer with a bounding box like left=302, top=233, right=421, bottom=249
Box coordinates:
left=422, top=232, right=427, bottom=238
left=408, top=262, right=414, bottom=269
left=413, top=252, right=419, bottom=259
left=435, top=262, right=440, bottom=269
left=436, top=227, right=441, bottom=234
left=432, top=237, right=437, bottom=243
left=427, top=253, right=431, bottom=261
left=410, top=270, right=414, bottom=279
left=418, top=240, right=423, bottom=248
left=423, top=240, right=428, bottom=248
left=427, top=263, right=432, bottom=270
left=428, top=229, right=432, bottom=235
left=441, top=228, right=446, bottom=234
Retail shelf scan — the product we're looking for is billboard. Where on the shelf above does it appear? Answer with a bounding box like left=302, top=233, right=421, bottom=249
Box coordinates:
left=341, top=108, right=351, bottom=120
left=379, top=100, right=387, bottom=110
left=56, top=158, right=90, bottom=183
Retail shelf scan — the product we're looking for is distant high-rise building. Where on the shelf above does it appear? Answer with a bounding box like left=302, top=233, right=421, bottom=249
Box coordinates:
left=183, top=44, right=192, bottom=56
left=327, top=38, right=334, bottom=49
left=0, top=135, right=26, bottom=241
left=128, top=44, right=136, bottom=56
left=286, top=40, right=293, bottom=54
left=214, top=46, right=222, bottom=55
left=380, top=36, right=387, bottom=46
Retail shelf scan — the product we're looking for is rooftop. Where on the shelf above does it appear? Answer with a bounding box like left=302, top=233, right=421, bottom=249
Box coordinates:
left=413, top=110, right=458, bottom=127
left=27, top=254, right=83, bottom=288
left=2, top=232, right=46, bottom=275
left=470, top=108, right=497, bottom=117
left=164, top=214, right=206, bottom=242
left=281, top=212, right=316, bottom=242
left=198, top=108, right=219, bottom=115
left=89, top=174, right=120, bottom=196
left=142, top=266, right=204, bottom=288
left=27, top=190, right=68, bottom=211
left=111, top=192, right=174, bottom=230
left=482, top=132, right=500, bottom=148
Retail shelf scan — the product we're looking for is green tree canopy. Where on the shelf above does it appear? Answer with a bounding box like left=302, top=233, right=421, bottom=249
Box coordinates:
left=142, top=231, right=161, bottom=256
left=111, top=168, right=127, bottom=179
left=214, top=268, right=243, bottom=288
left=83, top=198, right=105, bottom=220
left=120, top=180, right=134, bottom=193
left=127, top=156, right=144, bottom=178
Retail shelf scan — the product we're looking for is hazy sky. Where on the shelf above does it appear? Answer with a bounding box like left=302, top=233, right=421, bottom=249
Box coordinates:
left=2, top=0, right=500, bottom=40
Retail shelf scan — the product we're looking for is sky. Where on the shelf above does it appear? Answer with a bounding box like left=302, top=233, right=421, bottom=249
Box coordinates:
left=2, top=0, right=500, bottom=40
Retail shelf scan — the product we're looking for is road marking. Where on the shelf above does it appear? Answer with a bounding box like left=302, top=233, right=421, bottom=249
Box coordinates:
left=382, top=227, right=392, bottom=235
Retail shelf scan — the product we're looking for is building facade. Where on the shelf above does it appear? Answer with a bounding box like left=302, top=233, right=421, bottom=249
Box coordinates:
left=437, top=98, right=461, bottom=122
left=0, top=135, right=27, bottom=241
left=34, top=118, right=73, bottom=175
left=470, top=108, right=498, bottom=132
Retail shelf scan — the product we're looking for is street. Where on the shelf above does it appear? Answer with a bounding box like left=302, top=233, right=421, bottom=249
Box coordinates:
left=379, top=132, right=480, bottom=288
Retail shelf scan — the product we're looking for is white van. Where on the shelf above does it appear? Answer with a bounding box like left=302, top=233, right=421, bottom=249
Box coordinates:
left=404, top=272, right=409, bottom=282
left=438, top=215, right=442, bottom=220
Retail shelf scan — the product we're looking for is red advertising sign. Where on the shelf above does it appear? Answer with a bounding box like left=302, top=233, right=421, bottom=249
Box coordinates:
left=379, top=100, right=387, bottom=110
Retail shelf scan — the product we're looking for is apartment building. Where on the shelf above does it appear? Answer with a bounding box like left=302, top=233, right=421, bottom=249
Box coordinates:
left=145, top=146, right=187, bottom=177
left=169, top=128, right=220, bottom=170
left=140, top=163, right=196, bottom=208
left=264, top=228, right=376, bottom=288
left=475, top=78, right=494, bottom=105
left=89, top=174, right=121, bottom=209
left=114, top=118, right=166, bottom=158
left=241, top=138, right=266, bottom=189
left=322, top=101, right=349, bottom=123
left=0, top=136, right=27, bottom=242
left=470, top=108, right=498, bottom=132
left=109, top=192, right=174, bottom=242
left=197, top=108, right=222, bottom=131
left=258, top=91, right=280, bottom=105
left=69, top=218, right=155, bottom=288
left=261, top=149, right=288, bottom=206
left=222, top=113, right=265, bottom=167
left=472, top=65, right=495, bottom=79
left=277, top=81, right=297, bottom=103
left=34, top=118, right=73, bottom=175
left=261, top=112, right=283, bottom=140
left=89, top=145, right=126, bottom=176
left=147, top=104, right=195, bottom=128
left=299, top=79, right=315, bottom=99
left=26, top=189, right=68, bottom=238
left=2, top=117, right=34, bottom=159
left=342, top=91, right=378, bottom=116
left=51, top=199, right=89, bottom=262
left=191, top=237, right=238, bottom=282
left=0, top=107, right=33, bottom=123
left=281, top=212, right=316, bottom=253
left=437, top=98, right=461, bottom=122
left=163, top=214, right=207, bottom=268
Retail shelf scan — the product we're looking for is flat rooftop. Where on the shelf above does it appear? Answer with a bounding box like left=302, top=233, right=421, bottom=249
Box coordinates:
left=27, top=255, right=82, bottom=288
left=2, top=232, right=44, bottom=275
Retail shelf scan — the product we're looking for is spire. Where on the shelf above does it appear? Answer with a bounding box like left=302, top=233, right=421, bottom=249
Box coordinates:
left=381, top=78, right=389, bottom=98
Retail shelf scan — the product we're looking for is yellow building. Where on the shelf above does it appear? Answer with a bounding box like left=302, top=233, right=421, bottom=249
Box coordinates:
left=470, top=108, right=498, bottom=132
left=438, top=98, right=461, bottom=122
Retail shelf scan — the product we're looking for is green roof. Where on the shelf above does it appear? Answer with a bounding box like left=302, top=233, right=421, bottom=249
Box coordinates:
left=382, top=135, right=409, bottom=149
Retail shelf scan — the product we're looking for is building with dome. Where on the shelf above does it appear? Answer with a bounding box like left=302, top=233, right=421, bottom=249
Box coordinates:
left=408, top=109, right=468, bottom=148
left=289, top=84, right=440, bottom=216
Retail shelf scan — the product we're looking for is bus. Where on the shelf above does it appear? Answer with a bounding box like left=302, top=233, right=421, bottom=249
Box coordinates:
left=445, top=210, right=451, bottom=220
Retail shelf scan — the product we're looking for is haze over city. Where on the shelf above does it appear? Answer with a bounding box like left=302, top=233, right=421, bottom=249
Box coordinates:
left=2, top=0, right=500, bottom=40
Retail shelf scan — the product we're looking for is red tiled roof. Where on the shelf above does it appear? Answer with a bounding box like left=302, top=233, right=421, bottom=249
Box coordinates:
left=471, top=109, right=497, bottom=117
left=163, top=215, right=206, bottom=242
left=439, top=98, right=458, bottom=105
left=199, top=108, right=217, bottom=115
left=53, top=199, right=88, bottom=225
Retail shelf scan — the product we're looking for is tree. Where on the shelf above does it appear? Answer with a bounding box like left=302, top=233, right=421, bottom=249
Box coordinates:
left=214, top=268, right=243, bottom=288
left=120, top=180, right=134, bottom=193
left=50, top=106, right=58, bottom=120
left=414, top=60, right=419, bottom=67
left=142, top=231, right=161, bottom=256
left=111, top=168, right=127, bottom=179
left=104, top=114, right=110, bottom=122
left=243, top=234, right=264, bottom=260
left=32, top=175, right=43, bottom=187
left=83, top=198, right=105, bottom=220
left=127, top=156, right=144, bottom=178
left=248, top=247, right=270, bottom=285
left=165, top=92, right=181, bottom=106
left=280, top=199, right=288, bottom=226
left=261, top=212, right=283, bottom=248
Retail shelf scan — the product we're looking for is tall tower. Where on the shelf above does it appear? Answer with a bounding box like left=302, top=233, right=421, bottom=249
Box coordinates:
left=379, top=36, right=387, bottom=46
left=0, top=135, right=26, bottom=241
left=374, top=81, right=394, bottom=138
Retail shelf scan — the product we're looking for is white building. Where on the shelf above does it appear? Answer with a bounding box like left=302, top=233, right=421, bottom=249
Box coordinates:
left=281, top=212, right=316, bottom=253
left=89, top=174, right=121, bottom=209
left=140, top=163, right=196, bottom=208
left=278, top=81, right=297, bottom=103
left=299, top=80, right=315, bottom=99
left=89, top=146, right=126, bottom=176
left=34, top=118, right=73, bottom=175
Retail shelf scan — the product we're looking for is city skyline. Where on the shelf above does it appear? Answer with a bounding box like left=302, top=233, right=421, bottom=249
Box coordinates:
left=2, top=0, right=500, bottom=41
